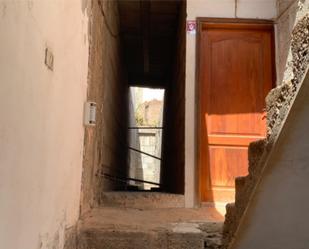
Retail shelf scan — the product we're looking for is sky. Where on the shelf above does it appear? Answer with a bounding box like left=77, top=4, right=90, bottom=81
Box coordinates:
left=142, top=88, right=165, bottom=102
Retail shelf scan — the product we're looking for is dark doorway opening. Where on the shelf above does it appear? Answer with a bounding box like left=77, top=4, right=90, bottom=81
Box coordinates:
left=85, top=0, right=187, bottom=198
left=117, top=0, right=186, bottom=194
left=81, top=0, right=186, bottom=214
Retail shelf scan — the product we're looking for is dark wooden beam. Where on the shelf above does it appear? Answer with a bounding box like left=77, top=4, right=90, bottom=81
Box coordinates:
left=128, top=73, right=167, bottom=88
left=140, top=0, right=150, bottom=74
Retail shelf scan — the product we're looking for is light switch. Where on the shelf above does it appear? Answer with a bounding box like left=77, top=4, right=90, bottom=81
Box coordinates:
left=84, top=102, right=96, bottom=126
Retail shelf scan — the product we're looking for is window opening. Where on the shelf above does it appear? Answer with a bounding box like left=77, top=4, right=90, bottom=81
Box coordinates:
left=128, top=87, right=165, bottom=190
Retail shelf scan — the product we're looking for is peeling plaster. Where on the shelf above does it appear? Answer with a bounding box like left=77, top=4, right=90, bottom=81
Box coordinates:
left=1, top=2, right=7, bottom=18
left=38, top=216, right=66, bottom=249
left=27, top=0, right=33, bottom=12
left=81, top=0, right=88, bottom=15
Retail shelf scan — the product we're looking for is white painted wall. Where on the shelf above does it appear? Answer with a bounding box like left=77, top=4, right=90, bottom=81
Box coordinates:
left=185, top=0, right=277, bottom=207
left=275, top=0, right=298, bottom=85
left=0, top=1, right=89, bottom=249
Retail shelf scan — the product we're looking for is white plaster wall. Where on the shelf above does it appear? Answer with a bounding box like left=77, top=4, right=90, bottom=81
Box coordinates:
left=276, top=0, right=309, bottom=84
left=185, top=0, right=277, bottom=207
left=0, top=1, right=89, bottom=249
left=230, top=68, right=309, bottom=249
left=275, top=0, right=299, bottom=85
left=128, top=89, right=143, bottom=186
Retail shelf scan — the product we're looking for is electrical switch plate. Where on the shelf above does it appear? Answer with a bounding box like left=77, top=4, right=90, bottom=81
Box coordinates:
left=84, top=102, right=96, bottom=126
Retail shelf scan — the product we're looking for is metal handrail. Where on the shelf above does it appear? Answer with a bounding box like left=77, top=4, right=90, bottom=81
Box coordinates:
left=128, top=146, right=161, bottom=160
left=128, top=127, right=163, bottom=129
left=101, top=172, right=161, bottom=186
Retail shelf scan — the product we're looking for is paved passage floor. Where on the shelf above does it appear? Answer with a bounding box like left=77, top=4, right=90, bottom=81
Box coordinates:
left=80, top=206, right=224, bottom=231
left=78, top=206, right=224, bottom=249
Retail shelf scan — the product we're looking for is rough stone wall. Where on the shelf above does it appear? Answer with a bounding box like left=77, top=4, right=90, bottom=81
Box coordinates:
left=267, top=2, right=309, bottom=145
left=161, top=0, right=186, bottom=194
left=223, top=1, right=309, bottom=247
left=63, top=226, right=78, bottom=249
left=136, top=99, right=163, bottom=126
left=81, top=0, right=128, bottom=214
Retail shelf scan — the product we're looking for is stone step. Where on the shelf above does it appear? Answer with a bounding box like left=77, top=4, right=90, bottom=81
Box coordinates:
left=221, top=139, right=267, bottom=248
left=79, top=229, right=208, bottom=249
left=234, top=176, right=247, bottom=206
left=222, top=203, right=236, bottom=246
left=100, top=191, right=185, bottom=209
left=248, top=138, right=266, bottom=177
left=78, top=207, right=223, bottom=249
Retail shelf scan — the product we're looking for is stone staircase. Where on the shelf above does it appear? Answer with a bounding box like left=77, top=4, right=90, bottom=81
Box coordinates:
left=222, top=11, right=309, bottom=249
left=100, top=191, right=185, bottom=209
left=223, top=139, right=267, bottom=246
left=77, top=192, right=224, bottom=249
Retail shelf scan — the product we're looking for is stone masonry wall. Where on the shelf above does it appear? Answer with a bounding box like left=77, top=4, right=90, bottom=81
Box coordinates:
left=267, top=1, right=309, bottom=145
left=81, top=0, right=128, bottom=214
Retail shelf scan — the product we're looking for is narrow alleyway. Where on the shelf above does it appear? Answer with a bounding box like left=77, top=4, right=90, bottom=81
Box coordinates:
left=2, top=1, right=308, bottom=249
left=82, top=0, right=188, bottom=211
left=79, top=2, right=224, bottom=248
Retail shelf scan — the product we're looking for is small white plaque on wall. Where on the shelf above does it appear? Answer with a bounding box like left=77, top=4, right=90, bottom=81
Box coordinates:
left=84, top=101, right=96, bottom=126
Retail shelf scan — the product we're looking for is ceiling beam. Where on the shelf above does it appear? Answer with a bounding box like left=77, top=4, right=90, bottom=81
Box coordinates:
left=140, top=0, right=150, bottom=74
left=128, top=73, right=167, bottom=88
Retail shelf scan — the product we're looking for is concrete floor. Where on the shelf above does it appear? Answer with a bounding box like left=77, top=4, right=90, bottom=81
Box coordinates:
left=100, top=192, right=186, bottom=209
left=80, top=206, right=224, bottom=230
left=78, top=207, right=224, bottom=249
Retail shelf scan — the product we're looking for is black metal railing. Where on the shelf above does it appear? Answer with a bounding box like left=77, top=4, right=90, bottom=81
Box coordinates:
left=128, top=127, right=163, bottom=129
left=128, top=126, right=163, bottom=161
left=100, top=126, right=163, bottom=189
left=101, top=172, right=161, bottom=187
left=128, top=146, right=161, bottom=160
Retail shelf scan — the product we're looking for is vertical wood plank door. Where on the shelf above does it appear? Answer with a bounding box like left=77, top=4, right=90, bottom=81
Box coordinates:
left=198, top=20, right=275, bottom=203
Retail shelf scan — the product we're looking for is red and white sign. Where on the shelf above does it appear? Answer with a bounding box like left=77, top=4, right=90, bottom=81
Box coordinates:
left=186, top=21, right=196, bottom=35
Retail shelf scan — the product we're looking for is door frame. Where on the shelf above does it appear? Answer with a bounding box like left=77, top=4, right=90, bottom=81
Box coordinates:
left=196, top=18, right=276, bottom=204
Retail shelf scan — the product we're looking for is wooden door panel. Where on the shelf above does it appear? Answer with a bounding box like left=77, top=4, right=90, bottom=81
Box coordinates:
left=198, top=20, right=274, bottom=203
left=209, top=146, right=248, bottom=187
left=208, top=113, right=266, bottom=135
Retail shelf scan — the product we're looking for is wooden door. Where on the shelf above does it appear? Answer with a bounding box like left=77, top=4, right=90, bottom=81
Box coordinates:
left=198, top=20, right=275, bottom=203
